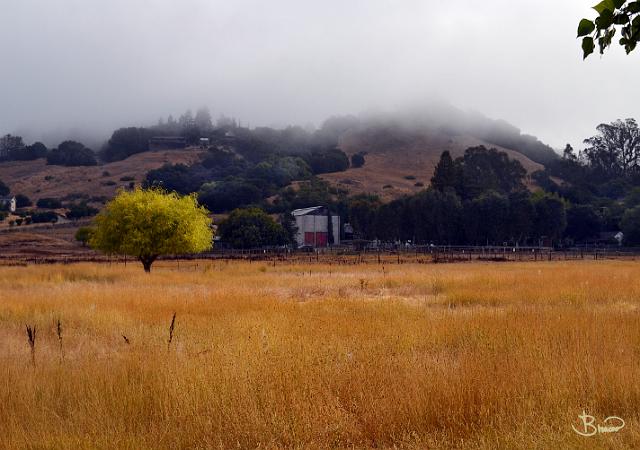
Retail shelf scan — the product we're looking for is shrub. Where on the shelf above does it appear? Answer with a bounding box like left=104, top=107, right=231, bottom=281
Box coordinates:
left=36, top=198, right=62, bottom=209
left=15, top=194, right=32, bottom=208
left=30, top=211, right=58, bottom=223
left=62, top=192, right=89, bottom=202
left=351, top=153, right=366, bottom=168
left=66, top=202, right=99, bottom=219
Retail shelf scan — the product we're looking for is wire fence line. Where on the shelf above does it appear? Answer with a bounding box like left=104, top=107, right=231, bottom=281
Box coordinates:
left=2, top=245, right=640, bottom=267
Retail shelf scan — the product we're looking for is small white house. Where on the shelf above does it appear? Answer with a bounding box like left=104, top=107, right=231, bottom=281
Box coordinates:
left=615, top=231, right=624, bottom=246
left=292, top=206, right=340, bottom=248
left=0, top=196, right=16, bottom=213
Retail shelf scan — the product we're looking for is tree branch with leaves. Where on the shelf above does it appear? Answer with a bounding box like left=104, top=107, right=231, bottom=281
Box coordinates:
left=578, top=0, right=640, bottom=58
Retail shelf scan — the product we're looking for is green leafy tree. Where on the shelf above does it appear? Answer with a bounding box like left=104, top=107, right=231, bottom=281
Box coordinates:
left=194, top=107, right=213, bottom=131
left=532, top=192, right=568, bottom=242
left=463, top=191, right=510, bottom=245
left=459, top=146, right=527, bottom=199
left=348, top=194, right=382, bottom=240
left=578, top=0, right=640, bottom=58
left=304, top=147, right=350, bottom=174
left=218, top=207, right=287, bottom=249
left=47, top=141, right=97, bottom=166
left=582, top=119, right=640, bottom=179
left=23, top=142, right=48, bottom=160
left=374, top=199, right=407, bottom=242
left=507, top=190, right=535, bottom=243
left=9, top=141, right=47, bottom=161
left=272, top=178, right=342, bottom=212
left=198, top=179, right=263, bottom=213
left=75, top=226, right=94, bottom=246
left=101, top=127, right=153, bottom=162
left=279, top=212, right=298, bottom=246
left=565, top=204, right=602, bottom=241
left=621, top=206, right=640, bottom=244
left=0, top=134, right=25, bottom=160
left=145, top=163, right=210, bottom=195
left=90, top=188, right=213, bottom=272
left=624, top=186, right=640, bottom=207
left=410, top=188, right=463, bottom=244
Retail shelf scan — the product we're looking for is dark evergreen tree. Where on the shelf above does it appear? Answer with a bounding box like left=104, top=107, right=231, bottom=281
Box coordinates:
left=431, top=151, right=460, bottom=192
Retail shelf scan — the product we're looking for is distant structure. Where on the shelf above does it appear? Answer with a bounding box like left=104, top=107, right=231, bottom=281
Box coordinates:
left=597, top=231, right=624, bottom=246
left=199, top=137, right=210, bottom=148
left=292, top=206, right=340, bottom=248
left=343, top=222, right=354, bottom=241
left=222, top=130, right=236, bottom=144
left=148, top=136, right=187, bottom=151
left=0, top=196, right=16, bottom=213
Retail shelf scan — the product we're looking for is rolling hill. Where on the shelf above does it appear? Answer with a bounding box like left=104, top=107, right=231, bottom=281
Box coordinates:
left=321, top=122, right=545, bottom=201
left=0, top=148, right=204, bottom=203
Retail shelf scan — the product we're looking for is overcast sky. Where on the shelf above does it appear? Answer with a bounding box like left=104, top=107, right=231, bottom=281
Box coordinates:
left=0, top=0, right=637, bottom=150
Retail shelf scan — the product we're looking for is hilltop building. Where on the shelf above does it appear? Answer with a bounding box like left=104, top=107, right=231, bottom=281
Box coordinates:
left=292, top=206, right=340, bottom=248
left=148, top=136, right=187, bottom=150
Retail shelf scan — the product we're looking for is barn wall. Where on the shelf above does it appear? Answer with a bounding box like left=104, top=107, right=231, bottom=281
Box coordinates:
left=294, top=214, right=340, bottom=247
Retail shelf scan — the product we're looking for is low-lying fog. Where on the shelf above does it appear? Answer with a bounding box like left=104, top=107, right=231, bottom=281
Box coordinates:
left=0, top=0, right=637, bottom=150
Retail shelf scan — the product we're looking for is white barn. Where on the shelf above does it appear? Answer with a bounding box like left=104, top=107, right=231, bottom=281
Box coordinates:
left=292, top=206, right=340, bottom=248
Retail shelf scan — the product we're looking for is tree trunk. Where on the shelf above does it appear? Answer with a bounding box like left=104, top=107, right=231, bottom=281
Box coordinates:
left=139, top=255, right=157, bottom=273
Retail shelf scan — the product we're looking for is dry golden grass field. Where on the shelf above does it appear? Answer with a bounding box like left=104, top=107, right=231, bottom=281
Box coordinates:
left=2, top=260, right=640, bottom=449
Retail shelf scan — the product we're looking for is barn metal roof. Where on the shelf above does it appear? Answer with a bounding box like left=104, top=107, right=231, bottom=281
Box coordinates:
left=292, top=206, right=324, bottom=216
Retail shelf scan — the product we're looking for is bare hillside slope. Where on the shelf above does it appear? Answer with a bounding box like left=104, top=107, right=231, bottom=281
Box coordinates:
left=0, top=148, right=203, bottom=202
left=321, top=128, right=543, bottom=201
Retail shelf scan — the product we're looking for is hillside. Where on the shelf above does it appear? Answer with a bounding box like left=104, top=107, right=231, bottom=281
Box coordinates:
left=321, top=126, right=545, bottom=201
left=0, top=148, right=204, bottom=203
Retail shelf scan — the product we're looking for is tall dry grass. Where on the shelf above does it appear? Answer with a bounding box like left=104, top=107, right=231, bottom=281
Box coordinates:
left=1, top=260, right=640, bottom=448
